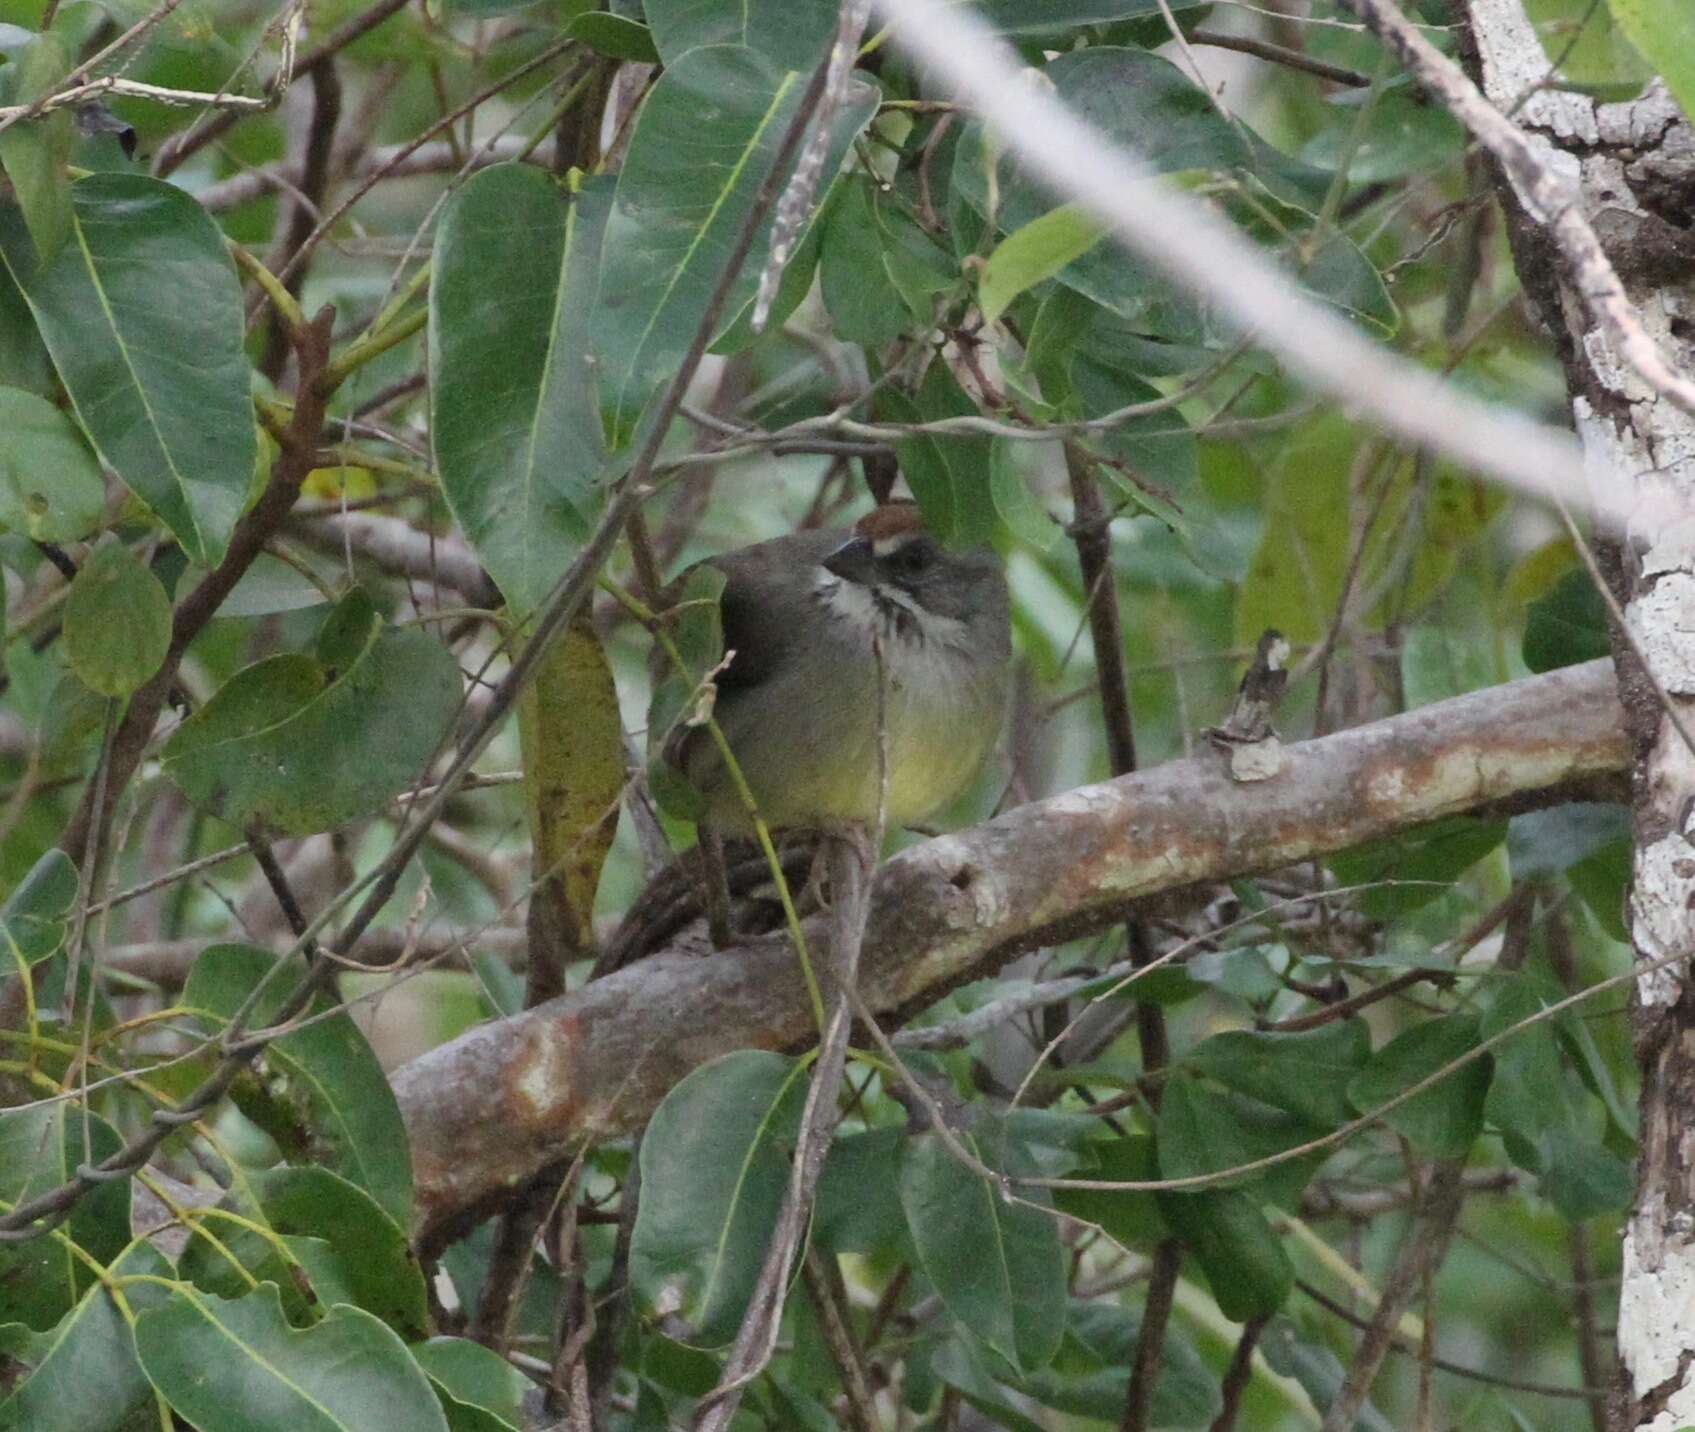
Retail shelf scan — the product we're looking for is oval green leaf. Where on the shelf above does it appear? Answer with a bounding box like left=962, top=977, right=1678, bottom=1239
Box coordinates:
left=134, top=1286, right=449, bottom=1432
left=629, top=1050, right=808, bottom=1345
left=643, top=0, right=837, bottom=69
left=0, top=387, right=104, bottom=542
left=0, top=174, right=257, bottom=565
left=162, top=588, right=462, bottom=838
left=63, top=543, right=172, bottom=697
left=430, top=166, right=611, bottom=615
left=1347, top=1012, right=1492, bottom=1160
left=0, top=847, right=78, bottom=967
left=979, top=204, right=1104, bottom=325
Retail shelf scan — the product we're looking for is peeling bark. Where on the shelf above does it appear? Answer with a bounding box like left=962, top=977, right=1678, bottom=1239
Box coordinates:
left=1462, top=4, right=1695, bottom=1425
left=393, top=660, right=1626, bottom=1249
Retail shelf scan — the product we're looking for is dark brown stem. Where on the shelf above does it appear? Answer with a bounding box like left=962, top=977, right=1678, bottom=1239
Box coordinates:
left=58, top=306, right=339, bottom=869
left=1208, top=1317, right=1267, bottom=1432
left=1189, top=28, right=1372, bottom=86
left=1121, top=1240, right=1182, bottom=1432
left=259, top=61, right=342, bottom=382
left=244, top=832, right=320, bottom=961
left=1259, top=966, right=1455, bottom=1032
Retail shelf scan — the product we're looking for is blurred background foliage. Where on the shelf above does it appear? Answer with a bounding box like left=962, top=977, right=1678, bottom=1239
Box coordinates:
left=0, top=0, right=1661, bottom=1425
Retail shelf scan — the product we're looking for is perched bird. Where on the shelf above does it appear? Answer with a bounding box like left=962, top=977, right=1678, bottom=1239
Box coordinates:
left=663, top=501, right=1012, bottom=834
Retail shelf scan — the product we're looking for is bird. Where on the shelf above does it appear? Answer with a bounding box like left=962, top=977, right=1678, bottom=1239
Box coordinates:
left=660, top=501, right=1012, bottom=835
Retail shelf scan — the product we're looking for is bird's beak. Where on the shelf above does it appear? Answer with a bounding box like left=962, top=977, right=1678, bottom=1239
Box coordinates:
left=822, top=534, right=876, bottom=584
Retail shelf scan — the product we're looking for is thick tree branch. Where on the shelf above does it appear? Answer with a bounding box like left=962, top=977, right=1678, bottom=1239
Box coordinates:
left=394, top=659, right=1626, bottom=1246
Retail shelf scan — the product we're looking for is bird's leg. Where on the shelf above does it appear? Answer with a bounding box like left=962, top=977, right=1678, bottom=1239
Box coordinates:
left=698, top=822, right=734, bottom=949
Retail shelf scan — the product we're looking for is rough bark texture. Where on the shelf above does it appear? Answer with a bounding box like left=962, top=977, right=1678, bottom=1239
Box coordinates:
left=393, top=659, right=1626, bottom=1249
left=1461, top=4, right=1695, bottom=1426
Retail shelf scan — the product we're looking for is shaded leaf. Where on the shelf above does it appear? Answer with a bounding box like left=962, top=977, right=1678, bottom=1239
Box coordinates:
left=1523, top=569, right=1609, bottom=673
left=1018, top=1300, right=1222, bottom=1425
left=135, top=1285, right=449, bottom=1432
left=629, top=1051, right=808, bottom=1345
left=0, top=34, right=72, bottom=264
left=1185, top=1020, right=1371, bottom=1130
left=430, top=166, right=611, bottom=615
left=413, top=1338, right=529, bottom=1430
left=0, top=1241, right=174, bottom=1432
left=62, top=543, right=172, bottom=697
left=1329, top=816, right=1506, bottom=919
left=0, top=847, right=77, bottom=967
left=0, top=1107, right=129, bottom=1330
left=0, top=175, right=256, bottom=565
left=565, top=12, right=659, bottom=63
left=1053, top=1134, right=1166, bottom=1251
left=0, top=386, right=104, bottom=541
left=820, top=177, right=915, bottom=346
left=643, top=0, right=837, bottom=69
left=899, top=1129, right=1066, bottom=1374
left=163, top=588, right=462, bottom=838
left=1348, top=1013, right=1491, bottom=1159
left=1158, top=1186, right=1293, bottom=1321
left=184, top=943, right=414, bottom=1229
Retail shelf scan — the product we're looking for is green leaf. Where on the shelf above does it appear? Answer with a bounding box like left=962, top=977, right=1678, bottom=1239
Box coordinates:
left=1523, top=569, right=1610, bottom=673
left=1328, top=815, right=1506, bottom=919
left=62, top=543, right=172, bottom=697
left=590, top=45, right=877, bottom=449
left=880, top=362, right=995, bottom=547
left=979, top=204, right=1104, bottom=325
left=0, top=175, right=257, bottom=565
left=184, top=943, right=414, bottom=1229
left=0, top=34, right=73, bottom=265
left=643, top=0, right=837, bottom=69
left=814, top=1126, right=910, bottom=1256
left=899, top=1129, right=1067, bottom=1374
left=1259, top=1319, right=1398, bottom=1432
left=1053, top=1134, right=1166, bottom=1251
left=1155, top=1070, right=1323, bottom=1200
left=1299, top=93, right=1464, bottom=182
left=0, top=1106, right=130, bottom=1330
left=162, top=588, right=462, bottom=838
left=0, top=1241, right=174, bottom=1432
left=413, top=1338, right=529, bottom=1430
left=0, top=847, right=77, bottom=967
left=989, top=439, right=1060, bottom=551
left=257, top=1167, right=429, bottom=1338
left=1348, top=1012, right=1491, bottom=1159
left=565, top=11, right=660, bottom=62
left=0, top=387, right=104, bottom=541
left=1507, top=802, right=1629, bottom=881
left=135, top=1286, right=450, bottom=1432
left=1014, top=1301, right=1222, bottom=1425
left=430, top=166, right=610, bottom=615
left=819, top=177, right=915, bottom=346
left=1157, top=1186, right=1293, bottom=1321
left=645, top=563, right=726, bottom=822
left=629, top=1050, right=809, bottom=1345
left=973, top=0, right=1210, bottom=34
left=1185, top=1021, right=1371, bottom=1130
left=1605, top=0, right=1695, bottom=123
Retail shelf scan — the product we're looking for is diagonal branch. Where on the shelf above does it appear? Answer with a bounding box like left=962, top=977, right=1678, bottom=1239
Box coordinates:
left=394, top=658, right=1626, bottom=1247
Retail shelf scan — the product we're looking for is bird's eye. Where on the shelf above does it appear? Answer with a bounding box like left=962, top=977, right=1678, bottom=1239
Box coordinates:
left=890, top=539, right=937, bottom=577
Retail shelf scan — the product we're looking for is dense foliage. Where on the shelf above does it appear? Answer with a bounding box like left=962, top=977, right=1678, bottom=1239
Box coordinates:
left=0, top=0, right=1669, bottom=1427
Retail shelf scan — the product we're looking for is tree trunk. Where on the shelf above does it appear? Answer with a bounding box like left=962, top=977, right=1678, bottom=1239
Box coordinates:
left=1461, top=3, right=1695, bottom=1424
